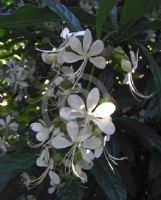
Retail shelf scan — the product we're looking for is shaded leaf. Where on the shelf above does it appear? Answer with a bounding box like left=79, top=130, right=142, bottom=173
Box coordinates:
left=92, top=157, right=127, bottom=200
left=115, top=118, right=161, bottom=153
left=140, top=45, right=161, bottom=116
left=0, top=152, right=37, bottom=191
left=96, top=0, right=117, bottom=38
left=120, top=0, right=160, bottom=31
left=57, top=176, right=84, bottom=200
left=0, top=4, right=59, bottom=27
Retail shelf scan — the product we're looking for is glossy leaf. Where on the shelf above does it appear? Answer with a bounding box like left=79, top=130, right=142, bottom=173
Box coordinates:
left=140, top=45, right=161, bottom=115
left=0, top=4, right=59, bottom=27
left=96, top=0, right=117, bottom=38
left=92, top=157, right=127, bottom=200
left=120, top=0, right=160, bottom=31
left=0, top=152, right=37, bottom=191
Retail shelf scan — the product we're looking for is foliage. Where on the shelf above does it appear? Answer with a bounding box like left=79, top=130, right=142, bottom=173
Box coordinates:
left=0, top=0, right=161, bottom=200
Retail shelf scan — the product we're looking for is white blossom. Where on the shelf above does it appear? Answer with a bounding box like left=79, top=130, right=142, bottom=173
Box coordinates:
left=30, top=119, right=53, bottom=143
left=51, top=121, right=101, bottom=181
left=121, top=50, right=153, bottom=101
left=62, top=29, right=106, bottom=85
left=60, top=87, right=115, bottom=136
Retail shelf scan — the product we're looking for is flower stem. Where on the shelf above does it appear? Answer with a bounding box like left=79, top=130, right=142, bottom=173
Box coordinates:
left=87, top=65, right=95, bottom=91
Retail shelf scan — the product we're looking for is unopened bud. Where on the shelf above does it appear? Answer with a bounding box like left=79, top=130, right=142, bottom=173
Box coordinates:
left=121, top=59, right=132, bottom=73
left=41, top=52, right=57, bottom=65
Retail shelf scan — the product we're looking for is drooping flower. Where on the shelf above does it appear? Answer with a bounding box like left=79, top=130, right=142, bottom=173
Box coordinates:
left=121, top=50, right=153, bottom=101
left=60, top=87, right=116, bottom=136
left=62, top=29, right=106, bottom=85
left=27, top=147, right=60, bottom=191
left=51, top=121, right=101, bottom=181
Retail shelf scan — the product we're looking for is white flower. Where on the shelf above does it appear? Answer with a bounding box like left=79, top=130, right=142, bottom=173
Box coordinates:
left=60, top=88, right=116, bottom=135
left=30, top=120, right=53, bottom=143
left=60, top=27, right=85, bottom=39
left=51, top=121, right=101, bottom=180
left=0, top=115, right=19, bottom=132
left=121, top=50, right=153, bottom=101
left=62, top=29, right=106, bottom=85
left=28, top=148, right=60, bottom=189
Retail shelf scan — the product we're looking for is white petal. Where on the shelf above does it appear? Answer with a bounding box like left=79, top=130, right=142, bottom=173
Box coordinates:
left=94, top=145, right=103, bottom=158
left=83, top=29, right=92, bottom=53
left=30, top=123, right=43, bottom=132
left=89, top=40, right=104, bottom=56
left=9, top=122, right=19, bottom=131
left=89, top=56, right=106, bottom=69
left=51, top=135, right=73, bottom=149
left=83, top=136, right=101, bottom=149
left=93, top=102, right=116, bottom=118
left=6, top=115, right=11, bottom=124
left=60, top=27, right=70, bottom=39
left=78, top=125, right=92, bottom=142
left=67, top=94, right=86, bottom=114
left=81, top=160, right=94, bottom=170
left=49, top=170, right=60, bottom=185
left=62, top=52, right=83, bottom=63
left=66, top=121, right=79, bottom=142
left=93, top=118, right=115, bottom=135
left=48, top=186, right=56, bottom=194
left=79, top=148, right=94, bottom=163
left=0, top=119, right=5, bottom=126
left=60, top=107, right=83, bottom=121
left=36, top=158, right=48, bottom=167
left=69, top=37, right=83, bottom=55
left=86, top=87, right=100, bottom=112
left=36, top=131, right=49, bottom=142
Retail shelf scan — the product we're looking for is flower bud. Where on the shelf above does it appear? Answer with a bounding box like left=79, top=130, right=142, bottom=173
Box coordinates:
left=121, top=59, right=132, bottom=73
left=41, top=52, right=57, bottom=65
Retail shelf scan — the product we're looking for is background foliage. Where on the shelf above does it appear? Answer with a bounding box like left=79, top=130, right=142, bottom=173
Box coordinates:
left=0, top=0, right=161, bottom=199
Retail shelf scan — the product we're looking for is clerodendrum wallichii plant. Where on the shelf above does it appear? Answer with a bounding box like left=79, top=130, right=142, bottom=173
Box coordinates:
left=0, top=0, right=161, bottom=200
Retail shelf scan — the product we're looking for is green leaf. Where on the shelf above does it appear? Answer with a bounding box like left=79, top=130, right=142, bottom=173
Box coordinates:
left=120, top=0, right=161, bottom=31
left=115, top=118, right=161, bottom=153
left=122, top=20, right=161, bottom=40
left=0, top=152, right=37, bottom=191
left=46, top=0, right=82, bottom=31
left=57, top=176, right=84, bottom=200
left=140, top=45, right=161, bottom=115
left=96, top=0, right=117, bottom=38
left=92, top=157, right=127, bottom=200
left=0, top=4, right=60, bottom=27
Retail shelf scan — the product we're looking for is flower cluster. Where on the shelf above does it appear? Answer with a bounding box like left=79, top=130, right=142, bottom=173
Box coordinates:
left=3, top=61, right=35, bottom=101
left=0, top=114, right=19, bottom=156
left=27, top=27, right=116, bottom=193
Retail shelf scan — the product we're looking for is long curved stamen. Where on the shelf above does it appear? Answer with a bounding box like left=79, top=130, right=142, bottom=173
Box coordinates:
left=72, top=59, right=88, bottom=88
left=129, top=73, right=153, bottom=101
left=28, top=167, right=49, bottom=189
left=71, top=145, right=86, bottom=181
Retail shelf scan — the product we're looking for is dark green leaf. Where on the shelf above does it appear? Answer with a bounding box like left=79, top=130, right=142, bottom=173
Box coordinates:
left=0, top=152, right=37, bottom=191
left=92, top=157, right=127, bottom=200
left=120, top=0, right=160, bottom=31
left=115, top=118, right=161, bottom=153
left=0, top=4, right=60, bottom=27
left=140, top=45, right=161, bottom=115
left=57, top=176, right=84, bottom=200
left=126, top=20, right=161, bottom=39
left=46, top=0, right=82, bottom=31
left=96, top=0, right=117, bottom=38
